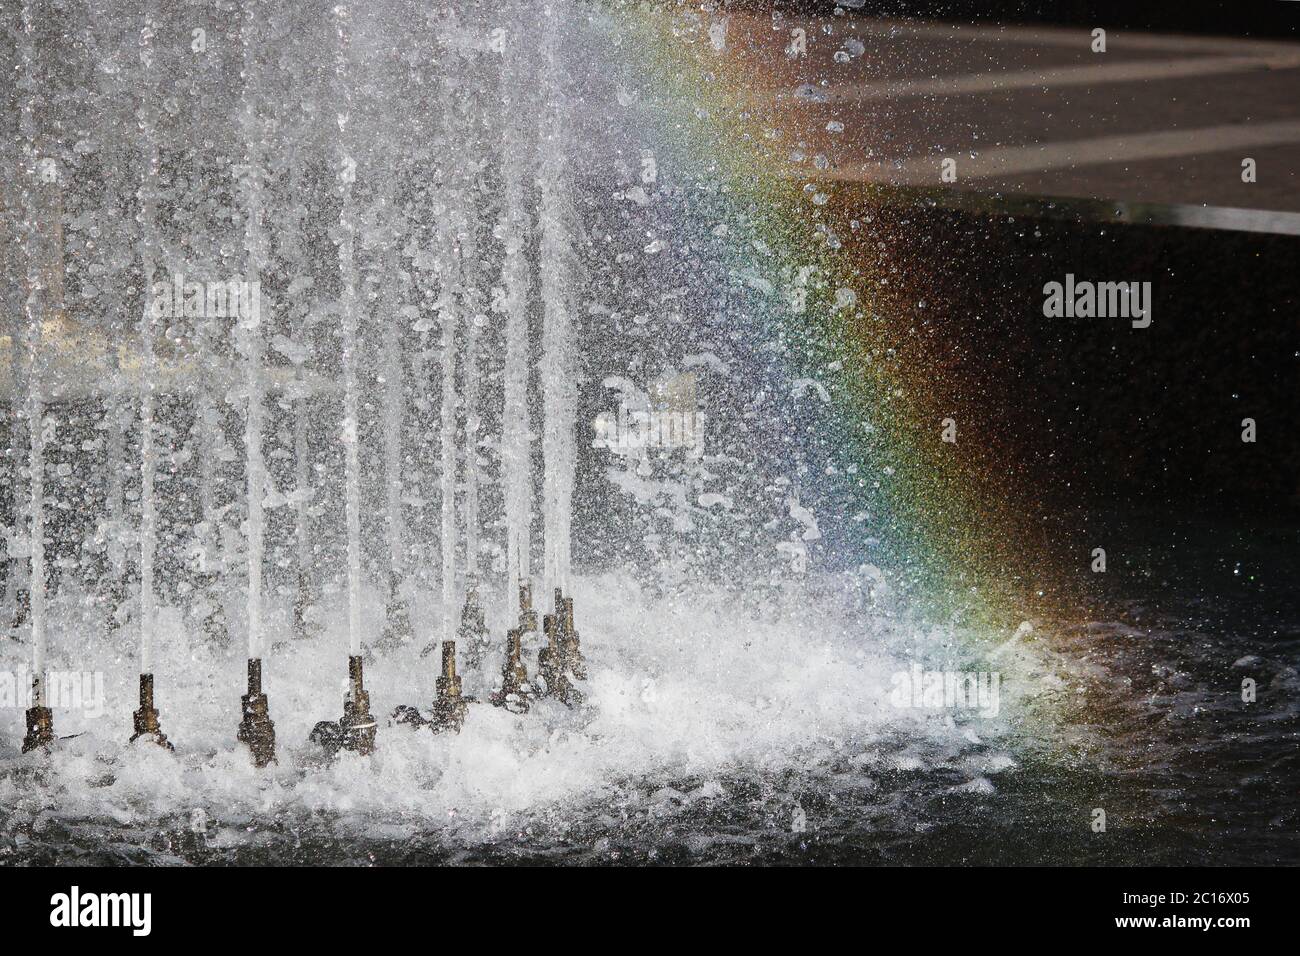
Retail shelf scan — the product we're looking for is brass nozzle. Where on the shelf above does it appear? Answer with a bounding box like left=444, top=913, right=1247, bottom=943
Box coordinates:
left=536, top=587, right=585, bottom=705
left=560, top=596, right=587, bottom=681
left=129, top=672, right=174, bottom=750
left=491, top=627, right=532, bottom=712
left=21, top=675, right=54, bottom=754
left=237, top=658, right=276, bottom=767
left=338, top=655, right=378, bottom=754
left=431, top=640, right=469, bottom=732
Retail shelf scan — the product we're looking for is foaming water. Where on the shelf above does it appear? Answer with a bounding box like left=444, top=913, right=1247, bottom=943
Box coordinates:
left=6, top=558, right=1293, bottom=866
left=0, top=572, right=1057, bottom=861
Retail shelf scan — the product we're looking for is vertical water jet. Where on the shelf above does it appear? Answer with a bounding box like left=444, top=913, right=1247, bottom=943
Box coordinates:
left=433, top=40, right=460, bottom=669
left=291, top=366, right=314, bottom=641
left=130, top=4, right=171, bottom=750
left=499, top=18, right=536, bottom=630
left=379, top=239, right=412, bottom=649
left=235, top=0, right=272, bottom=762
left=192, top=314, right=228, bottom=645
left=319, top=1, right=374, bottom=753
left=536, top=5, right=583, bottom=640
left=18, top=0, right=53, bottom=754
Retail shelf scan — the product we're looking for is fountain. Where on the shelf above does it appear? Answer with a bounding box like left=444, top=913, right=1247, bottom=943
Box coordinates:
left=0, top=0, right=839, bottom=782
left=0, top=0, right=610, bottom=764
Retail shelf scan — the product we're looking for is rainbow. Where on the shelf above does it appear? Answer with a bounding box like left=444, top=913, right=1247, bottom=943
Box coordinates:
left=590, top=2, right=1080, bottom=631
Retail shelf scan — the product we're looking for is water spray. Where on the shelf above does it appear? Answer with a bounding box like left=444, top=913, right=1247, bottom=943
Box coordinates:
left=518, top=579, right=539, bottom=634
left=291, top=340, right=314, bottom=641
left=293, top=568, right=313, bottom=641
left=380, top=570, right=413, bottom=649
left=194, top=317, right=227, bottom=646
left=458, top=580, right=490, bottom=668
left=313, top=2, right=376, bottom=756
left=10, top=586, right=30, bottom=636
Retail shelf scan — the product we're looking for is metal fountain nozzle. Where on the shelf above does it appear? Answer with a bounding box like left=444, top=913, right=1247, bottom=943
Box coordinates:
left=430, top=640, right=470, bottom=732
left=310, top=655, right=379, bottom=755
left=535, top=584, right=585, bottom=704
left=393, top=640, right=472, bottom=733
left=21, top=674, right=55, bottom=754
left=237, top=658, right=277, bottom=768
left=491, top=627, right=533, bottom=713
left=338, top=655, right=378, bottom=754
left=560, top=594, right=587, bottom=681
left=537, top=613, right=572, bottom=704
left=129, top=672, right=174, bottom=750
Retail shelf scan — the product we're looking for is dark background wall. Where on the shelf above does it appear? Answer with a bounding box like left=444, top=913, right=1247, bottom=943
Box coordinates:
left=875, top=202, right=1300, bottom=521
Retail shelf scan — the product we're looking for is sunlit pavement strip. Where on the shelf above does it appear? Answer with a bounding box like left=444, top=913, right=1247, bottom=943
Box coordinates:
left=741, top=15, right=1300, bottom=216
left=806, top=55, right=1300, bottom=104
left=845, top=18, right=1300, bottom=57
left=844, top=121, right=1300, bottom=185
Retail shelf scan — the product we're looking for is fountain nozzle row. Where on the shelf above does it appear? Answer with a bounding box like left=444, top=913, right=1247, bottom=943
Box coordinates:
left=13, top=583, right=584, bottom=767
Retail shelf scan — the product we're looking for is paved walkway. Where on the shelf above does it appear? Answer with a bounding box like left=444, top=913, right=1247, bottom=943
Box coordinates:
left=723, top=14, right=1300, bottom=216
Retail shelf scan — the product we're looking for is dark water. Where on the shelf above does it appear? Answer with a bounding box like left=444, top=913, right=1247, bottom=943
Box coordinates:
left=4, top=512, right=1293, bottom=867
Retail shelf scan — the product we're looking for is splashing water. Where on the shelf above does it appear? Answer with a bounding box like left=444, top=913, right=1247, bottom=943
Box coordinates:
left=0, top=0, right=1161, bottom=862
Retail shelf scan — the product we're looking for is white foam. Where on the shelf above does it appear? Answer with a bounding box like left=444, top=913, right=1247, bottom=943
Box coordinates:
left=0, top=571, right=1040, bottom=844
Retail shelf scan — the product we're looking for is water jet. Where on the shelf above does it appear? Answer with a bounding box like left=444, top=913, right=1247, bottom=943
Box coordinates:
left=379, top=572, right=413, bottom=649
left=457, top=582, right=490, bottom=667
